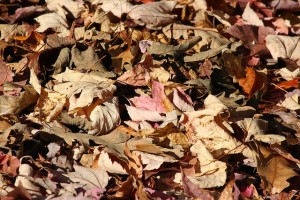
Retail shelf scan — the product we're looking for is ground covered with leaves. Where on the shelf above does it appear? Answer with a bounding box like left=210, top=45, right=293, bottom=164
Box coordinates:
left=1, top=0, right=300, bottom=199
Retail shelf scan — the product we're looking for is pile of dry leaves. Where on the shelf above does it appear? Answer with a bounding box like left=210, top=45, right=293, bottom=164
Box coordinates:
left=1, top=0, right=300, bottom=199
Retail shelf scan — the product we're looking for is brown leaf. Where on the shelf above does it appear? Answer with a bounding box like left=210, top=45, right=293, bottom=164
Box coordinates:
left=124, top=143, right=143, bottom=179
left=219, top=179, right=234, bottom=200
left=257, top=145, right=298, bottom=194
left=227, top=25, right=275, bottom=55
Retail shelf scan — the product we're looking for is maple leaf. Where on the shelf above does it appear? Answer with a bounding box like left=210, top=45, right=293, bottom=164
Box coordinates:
left=130, top=80, right=174, bottom=113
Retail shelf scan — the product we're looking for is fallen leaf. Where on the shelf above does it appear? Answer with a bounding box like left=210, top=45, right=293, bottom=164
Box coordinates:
left=52, top=69, right=116, bottom=111
left=130, top=80, right=174, bottom=113
left=266, top=35, right=300, bottom=66
left=0, top=153, right=20, bottom=177
left=242, top=3, right=264, bottom=26
left=172, top=87, right=194, bottom=112
left=257, top=145, right=298, bottom=194
left=67, top=165, right=110, bottom=190
left=35, top=13, right=70, bottom=37
left=127, top=1, right=177, bottom=30
left=227, top=25, right=275, bottom=55
left=238, top=67, right=266, bottom=98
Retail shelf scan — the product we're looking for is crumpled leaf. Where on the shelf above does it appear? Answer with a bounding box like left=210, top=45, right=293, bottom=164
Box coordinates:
left=0, top=85, right=39, bottom=115
left=227, top=25, right=275, bottom=55
left=238, top=67, right=267, bottom=98
left=180, top=95, right=256, bottom=165
left=52, top=69, right=116, bottom=111
left=237, top=118, right=268, bottom=142
left=89, top=96, right=120, bottom=135
left=46, top=142, right=61, bottom=158
left=71, top=45, right=115, bottom=77
left=124, top=143, right=143, bottom=179
left=98, top=0, right=134, bottom=19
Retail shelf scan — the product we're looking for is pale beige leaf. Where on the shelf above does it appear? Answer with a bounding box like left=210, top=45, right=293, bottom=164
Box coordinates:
left=35, top=88, right=66, bottom=122
left=128, top=1, right=177, bottom=30
left=35, top=13, right=69, bottom=37
left=253, top=134, right=286, bottom=144
left=279, top=95, right=300, bottom=110
left=96, top=151, right=127, bottom=174
left=15, top=164, right=41, bottom=196
left=190, top=140, right=227, bottom=188
left=275, top=68, right=300, bottom=81
left=98, top=0, right=134, bottom=18
left=135, top=151, right=177, bottom=171
left=237, top=118, right=268, bottom=142
left=53, top=69, right=116, bottom=111
left=149, top=67, right=170, bottom=83
left=90, top=96, right=120, bottom=135
left=242, top=2, right=264, bottom=26
left=46, top=0, right=84, bottom=19
left=266, top=35, right=300, bottom=65
left=67, top=165, right=110, bottom=189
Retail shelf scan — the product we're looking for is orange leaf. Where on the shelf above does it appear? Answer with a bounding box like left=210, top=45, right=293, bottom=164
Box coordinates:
left=276, top=79, right=298, bottom=90
left=238, top=67, right=266, bottom=98
left=124, top=143, right=143, bottom=179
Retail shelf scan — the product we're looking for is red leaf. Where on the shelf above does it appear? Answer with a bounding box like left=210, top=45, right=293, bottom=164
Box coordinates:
left=276, top=79, right=299, bottom=90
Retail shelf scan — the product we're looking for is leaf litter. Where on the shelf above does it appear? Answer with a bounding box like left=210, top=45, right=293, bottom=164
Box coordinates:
left=1, top=0, right=300, bottom=199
